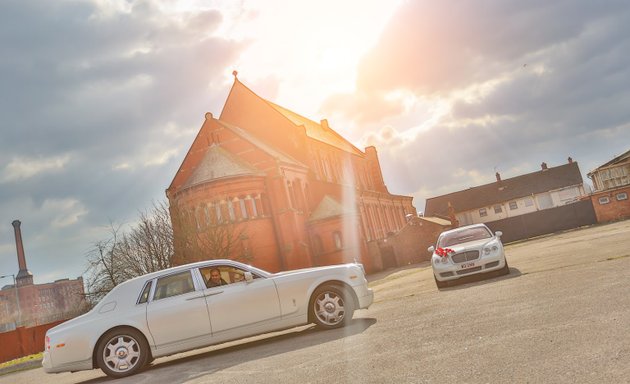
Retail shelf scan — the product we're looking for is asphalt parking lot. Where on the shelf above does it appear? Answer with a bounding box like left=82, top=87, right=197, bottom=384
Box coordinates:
left=2, top=220, right=629, bottom=384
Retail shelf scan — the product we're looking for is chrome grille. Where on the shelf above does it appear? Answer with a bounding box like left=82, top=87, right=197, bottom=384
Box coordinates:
left=451, top=250, right=480, bottom=263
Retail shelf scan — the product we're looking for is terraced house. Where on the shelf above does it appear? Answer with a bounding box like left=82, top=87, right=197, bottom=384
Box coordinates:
left=587, top=149, right=630, bottom=223
left=166, top=73, right=417, bottom=273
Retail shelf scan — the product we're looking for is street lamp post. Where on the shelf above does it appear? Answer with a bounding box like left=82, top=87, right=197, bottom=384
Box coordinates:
left=0, top=274, right=20, bottom=326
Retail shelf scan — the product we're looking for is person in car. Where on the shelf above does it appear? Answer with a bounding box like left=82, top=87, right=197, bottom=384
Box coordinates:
left=207, top=268, right=228, bottom=287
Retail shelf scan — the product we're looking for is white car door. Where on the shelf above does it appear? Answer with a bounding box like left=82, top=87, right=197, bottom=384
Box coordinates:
left=146, top=270, right=212, bottom=348
left=204, top=276, right=281, bottom=335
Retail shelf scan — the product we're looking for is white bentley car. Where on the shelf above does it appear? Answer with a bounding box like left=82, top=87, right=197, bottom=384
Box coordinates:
left=428, top=224, right=509, bottom=288
left=43, top=260, right=373, bottom=378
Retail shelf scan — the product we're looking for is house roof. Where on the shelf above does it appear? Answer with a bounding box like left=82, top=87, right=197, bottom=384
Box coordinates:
left=424, top=162, right=584, bottom=216
left=308, top=195, right=356, bottom=222
left=180, top=145, right=265, bottom=191
left=587, top=149, right=630, bottom=175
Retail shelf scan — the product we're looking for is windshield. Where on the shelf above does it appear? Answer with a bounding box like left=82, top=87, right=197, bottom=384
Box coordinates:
left=438, top=226, right=493, bottom=247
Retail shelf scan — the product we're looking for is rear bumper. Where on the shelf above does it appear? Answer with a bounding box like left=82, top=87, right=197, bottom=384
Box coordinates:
left=42, top=351, right=92, bottom=374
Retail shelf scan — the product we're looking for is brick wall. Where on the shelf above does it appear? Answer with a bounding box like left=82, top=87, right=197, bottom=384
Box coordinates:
left=590, top=186, right=630, bottom=223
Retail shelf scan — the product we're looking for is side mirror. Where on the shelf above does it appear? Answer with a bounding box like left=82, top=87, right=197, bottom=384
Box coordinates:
left=427, top=246, right=435, bottom=253
left=495, top=231, right=503, bottom=238
left=244, top=271, right=254, bottom=283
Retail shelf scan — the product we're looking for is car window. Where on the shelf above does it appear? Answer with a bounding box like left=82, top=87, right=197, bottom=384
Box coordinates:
left=137, top=280, right=153, bottom=304
left=200, top=265, right=253, bottom=288
left=438, top=227, right=492, bottom=247
left=153, top=271, right=195, bottom=301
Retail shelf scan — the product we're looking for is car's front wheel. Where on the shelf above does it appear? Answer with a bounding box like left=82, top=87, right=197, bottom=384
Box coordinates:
left=96, top=328, right=149, bottom=378
left=434, top=275, right=449, bottom=289
left=310, top=285, right=354, bottom=329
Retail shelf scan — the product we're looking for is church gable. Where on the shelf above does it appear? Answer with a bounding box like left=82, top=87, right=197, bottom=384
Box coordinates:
left=181, top=145, right=264, bottom=190
left=308, top=195, right=356, bottom=222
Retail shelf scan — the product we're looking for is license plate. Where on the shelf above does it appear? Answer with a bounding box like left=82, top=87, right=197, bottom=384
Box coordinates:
left=461, top=262, right=476, bottom=269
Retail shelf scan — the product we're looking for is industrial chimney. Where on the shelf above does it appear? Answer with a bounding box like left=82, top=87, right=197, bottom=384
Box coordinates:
left=12, top=220, right=33, bottom=287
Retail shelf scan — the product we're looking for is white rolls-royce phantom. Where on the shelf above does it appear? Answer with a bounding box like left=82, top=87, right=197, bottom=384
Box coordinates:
left=43, top=260, right=373, bottom=378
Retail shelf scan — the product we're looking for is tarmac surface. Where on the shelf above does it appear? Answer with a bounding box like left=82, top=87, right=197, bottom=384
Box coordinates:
left=2, top=220, right=629, bottom=383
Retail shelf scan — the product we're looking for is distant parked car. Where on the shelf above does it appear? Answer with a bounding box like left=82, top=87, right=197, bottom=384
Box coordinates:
left=43, top=260, right=373, bottom=378
left=428, top=224, right=509, bottom=288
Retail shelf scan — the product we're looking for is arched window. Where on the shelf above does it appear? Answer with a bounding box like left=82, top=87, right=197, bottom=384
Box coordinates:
left=228, top=198, right=236, bottom=222
left=239, top=197, right=248, bottom=219
left=313, top=235, right=324, bottom=255
left=333, top=231, right=342, bottom=249
left=287, top=181, right=296, bottom=208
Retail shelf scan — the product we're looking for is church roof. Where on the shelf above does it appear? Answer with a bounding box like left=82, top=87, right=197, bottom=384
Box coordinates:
left=308, top=195, right=357, bottom=222
left=181, top=145, right=264, bottom=190
left=216, top=119, right=307, bottom=168
left=266, top=101, right=363, bottom=156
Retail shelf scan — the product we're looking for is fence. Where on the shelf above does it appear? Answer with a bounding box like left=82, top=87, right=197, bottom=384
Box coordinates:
left=485, top=200, right=597, bottom=243
left=0, top=320, right=65, bottom=364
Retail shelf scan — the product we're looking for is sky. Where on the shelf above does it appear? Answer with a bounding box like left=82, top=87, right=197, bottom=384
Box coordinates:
left=1, top=0, right=629, bottom=285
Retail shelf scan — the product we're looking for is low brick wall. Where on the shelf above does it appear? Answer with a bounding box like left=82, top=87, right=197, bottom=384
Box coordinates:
left=0, top=320, right=64, bottom=364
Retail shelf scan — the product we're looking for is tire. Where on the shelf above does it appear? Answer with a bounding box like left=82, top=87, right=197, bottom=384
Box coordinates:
left=499, top=259, right=510, bottom=276
left=96, top=328, right=149, bottom=378
left=310, top=285, right=354, bottom=329
left=434, top=275, right=449, bottom=289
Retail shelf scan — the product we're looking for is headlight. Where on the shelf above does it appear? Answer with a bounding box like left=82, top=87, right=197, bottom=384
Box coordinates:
left=483, top=243, right=500, bottom=255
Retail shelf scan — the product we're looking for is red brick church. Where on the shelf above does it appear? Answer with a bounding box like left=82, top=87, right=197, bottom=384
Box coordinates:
left=166, top=73, right=417, bottom=273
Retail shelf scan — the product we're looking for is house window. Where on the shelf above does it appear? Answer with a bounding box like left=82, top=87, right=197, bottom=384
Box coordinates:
left=616, top=192, right=628, bottom=201
left=479, top=208, right=487, bottom=217
left=598, top=196, right=610, bottom=205
left=494, top=205, right=503, bottom=214
left=333, top=232, right=343, bottom=249
left=509, top=201, right=518, bottom=210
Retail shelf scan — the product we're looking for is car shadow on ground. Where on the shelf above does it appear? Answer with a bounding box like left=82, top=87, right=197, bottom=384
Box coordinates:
left=367, top=261, right=431, bottom=283
left=437, top=267, right=523, bottom=291
left=78, top=317, right=377, bottom=383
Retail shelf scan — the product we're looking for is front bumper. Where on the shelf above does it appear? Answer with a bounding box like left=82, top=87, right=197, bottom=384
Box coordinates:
left=357, top=288, right=374, bottom=309
left=433, top=252, right=506, bottom=282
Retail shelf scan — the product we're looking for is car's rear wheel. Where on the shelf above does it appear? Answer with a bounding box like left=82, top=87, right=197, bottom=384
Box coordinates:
left=96, top=328, right=149, bottom=378
left=310, top=285, right=354, bottom=329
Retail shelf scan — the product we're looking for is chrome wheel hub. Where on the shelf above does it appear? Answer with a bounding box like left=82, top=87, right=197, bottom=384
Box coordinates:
left=103, top=335, right=141, bottom=373
left=315, top=291, right=345, bottom=326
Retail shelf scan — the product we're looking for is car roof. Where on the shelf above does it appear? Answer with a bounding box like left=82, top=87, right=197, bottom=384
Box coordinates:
left=117, top=259, right=262, bottom=288
left=439, top=223, right=491, bottom=237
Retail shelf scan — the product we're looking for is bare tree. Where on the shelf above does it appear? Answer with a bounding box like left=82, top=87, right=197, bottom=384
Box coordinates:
left=85, top=199, right=251, bottom=304
left=84, top=201, right=175, bottom=304
left=170, top=202, right=250, bottom=265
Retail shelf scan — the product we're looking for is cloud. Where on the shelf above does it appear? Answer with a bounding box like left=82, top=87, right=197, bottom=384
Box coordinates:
left=0, top=0, right=246, bottom=283
left=1, top=155, right=71, bottom=182
left=330, top=0, right=630, bottom=211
